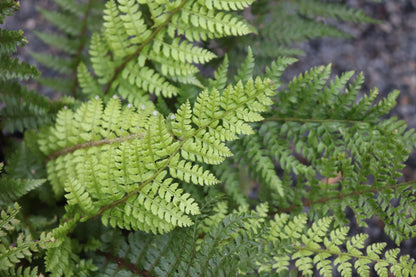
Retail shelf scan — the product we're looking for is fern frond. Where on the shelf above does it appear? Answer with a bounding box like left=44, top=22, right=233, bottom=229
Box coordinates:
left=263, top=214, right=416, bottom=277
left=297, top=0, right=378, bottom=23
left=0, top=80, right=60, bottom=132
left=0, top=55, right=39, bottom=81
left=7, top=266, right=41, bottom=277
left=38, top=74, right=276, bottom=234
left=0, top=176, right=45, bottom=205
left=235, top=46, right=255, bottom=83
left=199, top=0, right=255, bottom=11
left=217, top=61, right=416, bottom=246
left=208, top=55, right=229, bottom=90
left=45, top=237, right=73, bottom=277
left=81, top=0, right=255, bottom=100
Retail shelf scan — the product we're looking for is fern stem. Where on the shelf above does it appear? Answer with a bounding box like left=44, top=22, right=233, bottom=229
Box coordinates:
left=70, top=0, right=94, bottom=98
left=45, top=133, right=145, bottom=162
left=103, top=0, right=190, bottom=95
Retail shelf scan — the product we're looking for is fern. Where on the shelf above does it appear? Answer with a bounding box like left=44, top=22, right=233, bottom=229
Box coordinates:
left=2, top=0, right=416, bottom=276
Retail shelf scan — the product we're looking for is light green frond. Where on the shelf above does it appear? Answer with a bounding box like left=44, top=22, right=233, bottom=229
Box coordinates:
left=265, top=56, right=298, bottom=85
left=169, top=155, right=220, bottom=186
left=154, top=34, right=216, bottom=64
left=123, top=63, right=179, bottom=97
left=39, top=74, right=277, bottom=234
left=118, top=0, right=151, bottom=44
left=64, top=178, right=98, bottom=215
left=181, top=2, right=254, bottom=37
left=199, top=0, right=255, bottom=11
left=77, top=62, right=103, bottom=98
left=103, top=0, right=133, bottom=57
left=89, top=33, right=116, bottom=85
left=171, top=100, right=194, bottom=138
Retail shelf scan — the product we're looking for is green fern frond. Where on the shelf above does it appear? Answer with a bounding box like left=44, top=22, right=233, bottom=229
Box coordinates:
left=208, top=54, right=229, bottom=90
left=81, top=0, right=255, bottom=100
left=38, top=74, right=277, bottom=234
left=199, top=0, right=255, bottom=11
left=0, top=203, right=52, bottom=275
left=297, top=0, right=378, bottom=23
left=7, top=266, right=41, bottom=277
left=45, top=237, right=73, bottom=277
left=0, top=175, right=45, bottom=205
left=0, top=80, right=59, bottom=132
left=0, top=55, right=39, bottom=81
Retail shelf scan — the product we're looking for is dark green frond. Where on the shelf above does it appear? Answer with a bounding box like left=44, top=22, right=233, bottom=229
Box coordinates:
left=0, top=80, right=59, bottom=132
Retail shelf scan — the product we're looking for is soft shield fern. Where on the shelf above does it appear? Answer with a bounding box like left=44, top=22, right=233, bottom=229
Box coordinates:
left=2, top=0, right=416, bottom=276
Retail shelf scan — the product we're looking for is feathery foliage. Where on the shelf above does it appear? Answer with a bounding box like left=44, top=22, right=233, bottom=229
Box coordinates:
left=1, top=0, right=416, bottom=276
